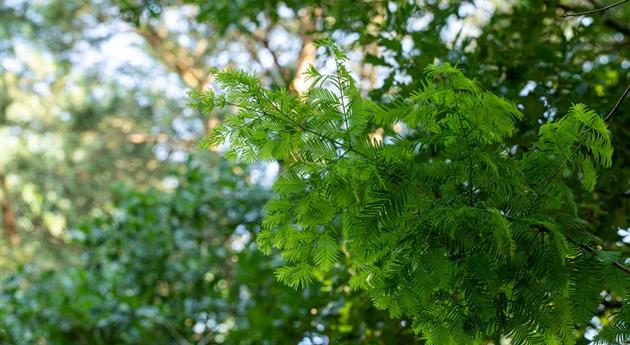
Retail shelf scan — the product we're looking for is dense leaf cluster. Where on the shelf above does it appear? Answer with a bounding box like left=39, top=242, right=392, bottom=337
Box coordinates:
left=195, top=41, right=629, bottom=344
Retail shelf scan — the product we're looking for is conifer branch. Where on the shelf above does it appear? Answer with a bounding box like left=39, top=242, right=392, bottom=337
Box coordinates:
left=527, top=104, right=612, bottom=212
left=226, top=99, right=354, bottom=158
left=560, top=0, right=629, bottom=17
left=340, top=88, right=352, bottom=149
left=258, top=94, right=354, bottom=154
left=526, top=158, right=570, bottom=214
left=225, top=89, right=371, bottom=161
left=205, top=58, right=626, bottom=341
left=335, top=60, right=352, bottom=150
left=459, top=117, right=475, bottom=206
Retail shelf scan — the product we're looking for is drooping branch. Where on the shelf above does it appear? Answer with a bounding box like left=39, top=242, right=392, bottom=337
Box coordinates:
left=560, top=0, right=629, bottom=17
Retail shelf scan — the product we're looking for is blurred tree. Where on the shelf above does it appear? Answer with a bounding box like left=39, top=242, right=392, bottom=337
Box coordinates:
left=1, top=154, right=415, bottom=344
left=1, top=1, right=155, bottom=254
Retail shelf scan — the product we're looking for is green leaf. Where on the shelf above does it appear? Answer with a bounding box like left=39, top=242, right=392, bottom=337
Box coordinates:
left=313, top=232, right=339, bottom=271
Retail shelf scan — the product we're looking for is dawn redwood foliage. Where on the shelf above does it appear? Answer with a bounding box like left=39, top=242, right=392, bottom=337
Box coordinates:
left=192, top=40, right=629, bottom=344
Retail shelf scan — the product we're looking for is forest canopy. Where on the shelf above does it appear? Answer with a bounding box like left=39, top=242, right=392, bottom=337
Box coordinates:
left=1, top=0, right=629, bottom=344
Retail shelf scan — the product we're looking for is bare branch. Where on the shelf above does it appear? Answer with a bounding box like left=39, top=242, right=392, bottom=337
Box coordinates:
left=137, top=24, right=209, bottom=89
left=557, top=2, right=630, bottom=34
left=505, top=215, right=630, bottom=276
left=604, top=82, right=630, bottom=121
left=560, top=0, right=629, bottom=17
left=576, top=241, right=630, bottom=275
left=247, top=26, right=290, bottom=87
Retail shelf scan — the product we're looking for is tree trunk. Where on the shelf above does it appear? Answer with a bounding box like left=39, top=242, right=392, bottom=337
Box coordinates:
left=289, top=9, right=319, bottom=94
left=1, top=175, right=20, bottom=246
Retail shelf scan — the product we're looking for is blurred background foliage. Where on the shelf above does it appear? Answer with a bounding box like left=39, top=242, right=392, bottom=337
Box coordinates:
left=0, top=0, right=628, bottom=344
left=1, top=155, right=413, bottom=344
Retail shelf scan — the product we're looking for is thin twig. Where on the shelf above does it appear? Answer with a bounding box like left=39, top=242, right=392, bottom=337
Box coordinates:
left=560, top=0, right=629, bottom=17
left=333, top=55, right=353, bottom=150
left=576, top=240, right=630, bottom=275
left=245, top=25, right=290, bottom=87
left=604, top=82, right=630, bottom=121
left=505, top=216, right=630, bottom=276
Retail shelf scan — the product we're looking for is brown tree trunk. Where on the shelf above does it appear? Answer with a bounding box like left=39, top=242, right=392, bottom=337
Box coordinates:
left=138, top=25, right=209, bottom=90
left=135, top=24, right=217, bottom=134
left=1, top=175, right=20, bottom=246
left=289, top=9, right=320, bottom=94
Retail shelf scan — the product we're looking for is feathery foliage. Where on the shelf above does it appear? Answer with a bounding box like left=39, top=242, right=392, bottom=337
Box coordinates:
left=192, top=40, right=628, bottom=344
